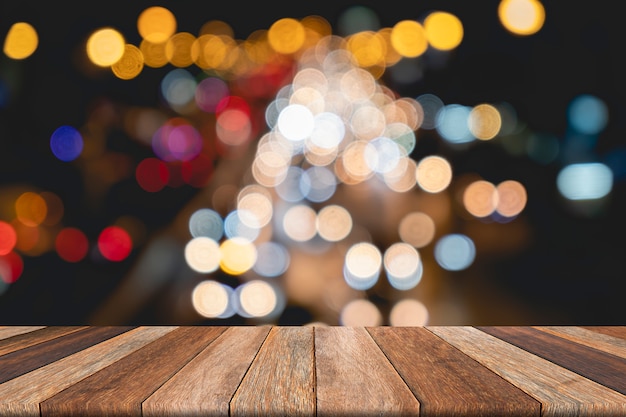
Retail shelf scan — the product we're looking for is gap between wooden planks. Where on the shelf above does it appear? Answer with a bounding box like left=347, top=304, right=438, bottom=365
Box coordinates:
left=0, top=326, right=625, bottom=416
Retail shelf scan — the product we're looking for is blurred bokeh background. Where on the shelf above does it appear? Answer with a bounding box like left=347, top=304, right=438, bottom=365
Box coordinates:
left=1, top=0, right=624, bottom=326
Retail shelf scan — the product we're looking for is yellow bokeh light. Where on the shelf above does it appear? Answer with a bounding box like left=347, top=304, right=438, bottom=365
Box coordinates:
left=377, top=28, right=403, bottom=66
left=139, top=39, right=168, bottom=68
left=283, top=204, right=317, bottom=242
left=165, top=32, right=196, bottom=68
left=341, top=140, right=375, bottom=182
left=317, top=204, right=352, bottom=242
left=496, top=180, right=527, bottom=217
left=137, top=6, right=177, bottom=43
left=15, top=192, right=47, bottom=227
left=340, top=299, right=382, bottom=326
left=238, top=280, right=277, bottom=318
left=389, top=299, right=429, bottom=326
left=111, top=44, right=144, bottom=80
left=463, top=180, right=498, bottom=218
left=199, top=35, right=237, bottom=71
left=498, top=0, right=546, bottom=36
left=390, top=20, right=428, bottom=58
left=185, top=237, right=221, bottom=274
left=86, top=28, right=126, bottom=67
left=346, top=31, right=386, bottom=68
left=237, top=188, right=273, bottom=229
left=268, top=18, right=306, bottom=55
left=415, top=155, right=453, bottom=193
left=469, top=103, right=502, bottom=140
left=3, top=22, right=38, bottom=60
left=219, top=237, right=257, bottom=275
left=398, top=211, right=436, bottom=248
left=424, top=11, right=463, bottom=51
left=192, top=280, right=230, bottom=318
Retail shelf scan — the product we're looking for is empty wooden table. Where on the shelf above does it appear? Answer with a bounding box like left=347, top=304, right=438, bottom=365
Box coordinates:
left=0, top=325, right=625, bottom=416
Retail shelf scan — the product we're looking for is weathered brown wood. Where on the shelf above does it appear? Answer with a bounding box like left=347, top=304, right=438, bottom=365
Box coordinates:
left=0, top=326, right=45, bottom=341
left=143, top=325, right=271, bottom=417
left=478, top=326, right=626, bottom=395
left=0, top=326, right=624, bottom=416
left=40, top=326, right=226, bottom=417
left=0, top=326, right=87, bottom=356
left=230, top=326, right=316, bottom=417
left=581, top=326, right=626, bottom=339
left=533, top=326, right=626, bottom=359
left=429, top=326, right=626, bottom=417
left=369, top=326, right=539, bottom=416
left=315, top=326, right=420, bottom=417
left=0, top=326, right=176, bottom=417
left=0, top=326, right=134, bottom=384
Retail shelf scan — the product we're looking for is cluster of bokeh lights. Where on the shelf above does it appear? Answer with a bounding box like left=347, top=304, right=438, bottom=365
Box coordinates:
left=2, top=0, right=617, bottom=325
left=0, top=188, right=134, bottom=287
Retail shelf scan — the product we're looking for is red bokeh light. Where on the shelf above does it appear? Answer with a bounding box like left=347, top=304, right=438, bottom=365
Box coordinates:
left=97, top=226, right=132, bottom=262
left=136, top=157, right=170, bottom=192
left=55, top=227, right=89, bottom=263
left=215, top=95, right=250, bottom=117
left=0, top=221, right=17, bottom=256
left=0, top=251, right=24, bottom=284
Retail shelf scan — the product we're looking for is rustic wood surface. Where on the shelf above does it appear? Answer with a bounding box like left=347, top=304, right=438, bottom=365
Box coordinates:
left=477, top=326, right=626, bottom=395
left=316, top=326, right=420, bottom=416
left=0, top=326, right=46, bottom=341
left=0, top=326, right=624, bottom=417
left=0, top=326, right=176, bottom=417
left=40, top=326, right=225, bottom=417
left=369, top=326, right=540, bottom=416
left=0, top=326, right=87, bottom=356
left=230, top=326, right=316, bottom=417
left=581, top=326, right=626, bottom=339
left=533, top=325, right=626, bottom=359
left=142, top=326, right=271, bottom=417
left=429, top=326, right=626, bottom=417
left=0, top=326, right=134, bottom=384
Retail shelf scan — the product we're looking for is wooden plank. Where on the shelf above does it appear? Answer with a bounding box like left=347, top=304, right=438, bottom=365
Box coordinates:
left=143, top=326, right=271, bottom=417
left=230, top=326, right=316, bottom=417
left=0, top=326, right=134, bottom=384
left=315, top=326, right=420, bottom=417
left=0, top=326, right=176, bottom=417
left=368, top=326, right=539, bottom=416
left=581, top=326, right=626, bottom=339
left=478, top=326, right=626, bottom=395
left=0, top=326, right=87, bottom=356
left=0, top=326, right=46, bottom=341
left=40, top=326, right=226, bottom=417
left=533, top=326, right=626, bottom=359
left=429, top=326, right=626, bottom=417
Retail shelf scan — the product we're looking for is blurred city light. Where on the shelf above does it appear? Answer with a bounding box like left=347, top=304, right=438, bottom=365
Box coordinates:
left=1, top=0, right=624, bottom=325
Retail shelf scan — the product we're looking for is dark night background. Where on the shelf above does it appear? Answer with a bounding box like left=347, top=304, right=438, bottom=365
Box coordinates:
left=1, top=0, right=625, bottom=325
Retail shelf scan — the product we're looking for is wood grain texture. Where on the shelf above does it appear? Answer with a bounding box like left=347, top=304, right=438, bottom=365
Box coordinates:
left=533, top=326, right=626, bottom=359
left=429, top=326, right=626, bottom=417
left=0, top=326, right=176, bottom=417
left=315, top=326, right=420, bottom=417
left=0, top=326, right=87, bottom=356
left=478, top=326, right=626, bottom=395
left=143, top=325, right=271, bottom=417
left=581, top=326, right=626, bottom=339
left=230, top=326, right=316, bottom=417
left=368, top=326, right=539, bottom=417
left=0, top=326, right=134, bottom=384
left=0, top=326, right=625, bottom=417
left=0, top=326, right=45, bottom=340
left=40, top=326, right=226, bottom=417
